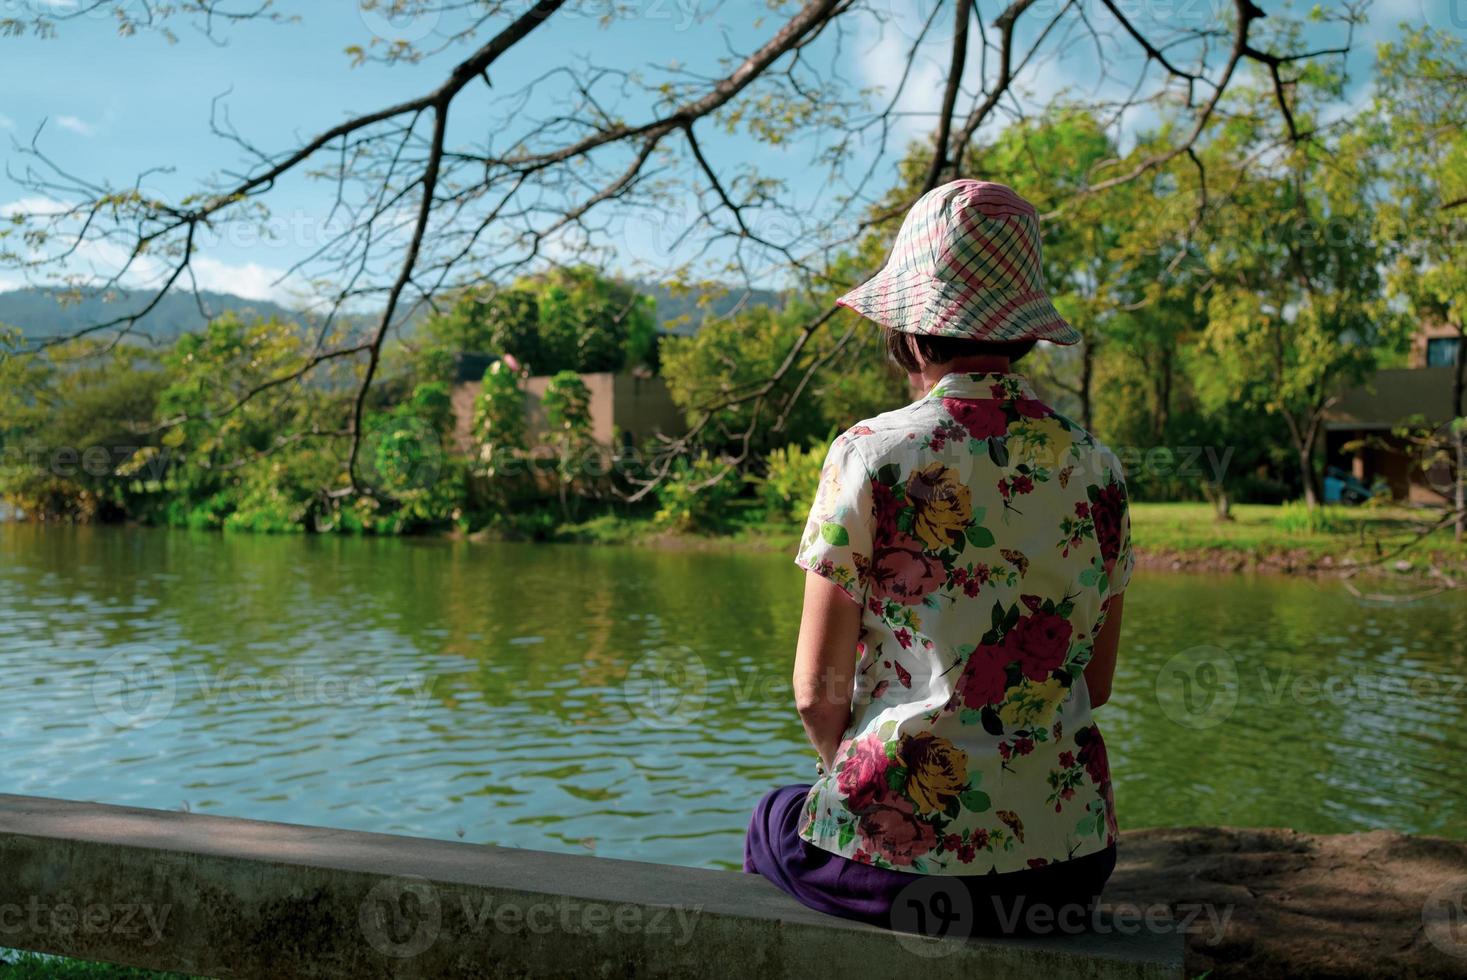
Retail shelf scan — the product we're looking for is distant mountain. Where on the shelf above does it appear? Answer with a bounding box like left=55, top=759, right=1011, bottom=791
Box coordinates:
left=0, top=287, right=331, bottom=344
left=0, top=280, right=786, bottom=347
left=640, top=282, right=786, bottom=335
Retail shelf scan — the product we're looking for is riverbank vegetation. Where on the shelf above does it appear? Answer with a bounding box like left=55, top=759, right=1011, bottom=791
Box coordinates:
left=0, top=950, right=188, bottom=980
left=509, top=500, right=1467, bottom=579
left=0, top=26, right=1462, bottom=570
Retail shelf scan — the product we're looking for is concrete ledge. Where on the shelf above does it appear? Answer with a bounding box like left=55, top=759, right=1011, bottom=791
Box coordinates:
left=0, top=794, right=1182, bottom=979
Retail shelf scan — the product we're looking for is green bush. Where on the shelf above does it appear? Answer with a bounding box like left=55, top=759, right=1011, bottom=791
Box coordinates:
left=756, top=441, right=825, bottom=521
left=654, top=452, right=743, bottom=532
left=1272, top=501, right=1350, bottom=535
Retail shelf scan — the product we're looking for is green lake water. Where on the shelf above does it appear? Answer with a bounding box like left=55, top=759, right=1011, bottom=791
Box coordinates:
left=1, top=524, right=1463, bottom=869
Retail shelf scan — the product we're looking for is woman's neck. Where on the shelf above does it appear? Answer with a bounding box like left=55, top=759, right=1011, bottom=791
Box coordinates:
left=917, top=355, right=1014, bottom=390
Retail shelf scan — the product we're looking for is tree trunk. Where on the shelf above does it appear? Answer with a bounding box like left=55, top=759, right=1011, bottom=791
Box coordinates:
left=1203, top=481, right=1233, bottom=522
left=1299, top=444, right=1320, bottom=509
left=1456, top=426, right=1464, bottom=543
left=1453, top=325, right=1464, bottom=542
left=1080, top=341, right=1094, bottom=432
left=1281, top=408, right=1321, bottom=511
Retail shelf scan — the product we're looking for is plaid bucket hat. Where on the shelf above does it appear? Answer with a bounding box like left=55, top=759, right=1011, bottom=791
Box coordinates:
left=836, top=179, right=1081, bottom=345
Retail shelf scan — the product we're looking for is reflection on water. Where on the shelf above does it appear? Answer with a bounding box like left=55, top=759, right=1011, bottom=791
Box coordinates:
left=1, top=524, right=1462, bottom=869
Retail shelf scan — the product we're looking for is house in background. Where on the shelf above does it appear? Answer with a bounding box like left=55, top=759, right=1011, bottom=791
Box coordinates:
left=448, top=352, right=686, bottom=455
left=1323, top=321, right=1463, bottom=503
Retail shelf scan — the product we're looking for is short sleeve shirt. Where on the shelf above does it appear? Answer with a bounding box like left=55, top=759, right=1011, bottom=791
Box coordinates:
left=794, top=371, right=1134, bottom=875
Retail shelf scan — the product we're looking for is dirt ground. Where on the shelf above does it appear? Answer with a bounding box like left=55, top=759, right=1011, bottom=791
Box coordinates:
left=1108, top=826, right=1467, bottom=979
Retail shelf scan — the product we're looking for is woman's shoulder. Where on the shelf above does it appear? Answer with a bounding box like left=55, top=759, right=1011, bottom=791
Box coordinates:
left=832, top=400, right=936, bottom=460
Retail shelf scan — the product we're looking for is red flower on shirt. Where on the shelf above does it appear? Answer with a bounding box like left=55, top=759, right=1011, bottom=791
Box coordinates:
left=955, top=643, right=1010, bottom=708
left=837, top=734, right=891, bottom=812
left=1007, top=610, right=1073, bottom=681
left=871, top=478, right=903, bottom=540
left=858, top=795, right=937, bottom=867
left=942, top=397, right=1009, bottom=441
left=1092, top=480, right=1127, bottom=567
left=871, top=535, right=947, bottom=605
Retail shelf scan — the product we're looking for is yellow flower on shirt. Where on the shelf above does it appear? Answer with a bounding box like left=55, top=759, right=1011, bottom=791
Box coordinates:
left=999, top=676, right=1069, bottom=728
left=905, top=463, right=972, bottom=552
left=900, top=732, right=969, bottom=814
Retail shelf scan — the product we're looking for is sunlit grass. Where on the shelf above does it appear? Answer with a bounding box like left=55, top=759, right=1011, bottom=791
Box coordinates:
left=0, top=950, right=195, bottom=980
left=1129, top=501, right=1467, bottom=569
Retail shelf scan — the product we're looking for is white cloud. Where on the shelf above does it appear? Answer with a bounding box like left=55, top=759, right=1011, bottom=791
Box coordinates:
left=0, top=196, right=73, bottom=218
left=854, top=11, right=949, bottom=143
left=55, top=115, right=95, bottom=137
left=1, top=195, right=305, bottom=307
left=189, top=255, right=297, bottom=305
left=0, top=113, right=14, bottom=130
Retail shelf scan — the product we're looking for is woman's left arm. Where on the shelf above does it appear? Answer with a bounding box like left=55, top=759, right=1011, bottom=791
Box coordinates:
left=792, top=570, right=861, bottom=772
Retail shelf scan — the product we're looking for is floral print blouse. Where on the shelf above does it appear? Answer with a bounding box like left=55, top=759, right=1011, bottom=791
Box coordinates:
left=794, top=371, right=1134, bottom=875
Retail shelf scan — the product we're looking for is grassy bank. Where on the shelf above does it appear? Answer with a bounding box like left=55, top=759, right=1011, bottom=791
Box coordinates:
left=524, top=501, right=1467, bottom=577
left=1129, top=502, right=1467, bottom=574
left=0, top=951, right=192, bottom=979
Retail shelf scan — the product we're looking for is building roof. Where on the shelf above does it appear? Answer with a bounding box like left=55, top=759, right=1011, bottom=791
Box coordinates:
left=1324, top=366, right=1461, bottom=430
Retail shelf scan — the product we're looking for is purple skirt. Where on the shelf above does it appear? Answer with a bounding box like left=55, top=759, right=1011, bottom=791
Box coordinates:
left=743, top=784, right=1115, bottom=938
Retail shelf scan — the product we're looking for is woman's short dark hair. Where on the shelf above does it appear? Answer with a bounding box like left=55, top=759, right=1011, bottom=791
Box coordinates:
left=884, top=327, right=1036, bottom=373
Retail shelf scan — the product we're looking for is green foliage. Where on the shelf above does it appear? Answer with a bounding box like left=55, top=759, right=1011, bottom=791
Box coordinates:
left=7, top=30, right=1466, bottom=536
left=654, top=452, right=743, bottom=532
left=0, top=339, right=164, bottom=521
left=1272, top=501, right=1350, bottom=536
left=542, top=370, right=592, bottom=434
left=756, top=440, right=825, bottom=521
left=470, top=359, right=531, bottom=515
left=0, top=949, right=192, bottom=979
left=659, top=294, right=901, bottom=454
left=540, top=370, right=596, bottom=517
left=1374, top=26, right=1467, bottom=329
left=419, top=266, right=656, bottom=375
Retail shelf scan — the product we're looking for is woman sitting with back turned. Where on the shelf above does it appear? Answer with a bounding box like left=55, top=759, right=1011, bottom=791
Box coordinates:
left=743, top=179, right=1134, bottom=939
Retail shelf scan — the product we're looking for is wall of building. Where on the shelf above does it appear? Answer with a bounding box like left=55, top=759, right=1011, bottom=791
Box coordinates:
left=1408, top=319, right=1463, bottom=370
left=450, top=371, right=686, bottom=456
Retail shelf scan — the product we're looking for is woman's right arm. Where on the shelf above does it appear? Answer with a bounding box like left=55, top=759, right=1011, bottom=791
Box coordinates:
left=1084, top=593, right=1124, bottom=708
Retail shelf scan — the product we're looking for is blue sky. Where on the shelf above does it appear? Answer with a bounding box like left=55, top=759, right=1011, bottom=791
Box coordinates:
left=0, top=0, right=1458, bottom=306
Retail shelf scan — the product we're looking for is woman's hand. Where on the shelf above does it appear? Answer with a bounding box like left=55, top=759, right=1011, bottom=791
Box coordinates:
left=792, top=571, right=861, bottom=772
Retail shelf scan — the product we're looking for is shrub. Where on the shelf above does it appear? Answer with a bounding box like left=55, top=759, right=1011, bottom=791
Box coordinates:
left=1272, top=501, right=1350, bottom=535
left=654, top=452, right=743, bottom=532
left=757, top=441, right=825, bottom=521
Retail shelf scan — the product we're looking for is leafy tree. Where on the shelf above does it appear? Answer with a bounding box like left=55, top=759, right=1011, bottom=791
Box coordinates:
left=0, top=341, right=163, bottom=520
left=540, top=370, right=595, bottom=518
left=473, top=359, right=529, bottom=475
left=471, top=358, right=531, bottom=510
left=1373, top=26, right=1467, bottom=536
left=1197, top=114, right=1405, bottom=508
left=419, top=266, right=656, bottom=376
left=973, top=109, right=1122, bottom=430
